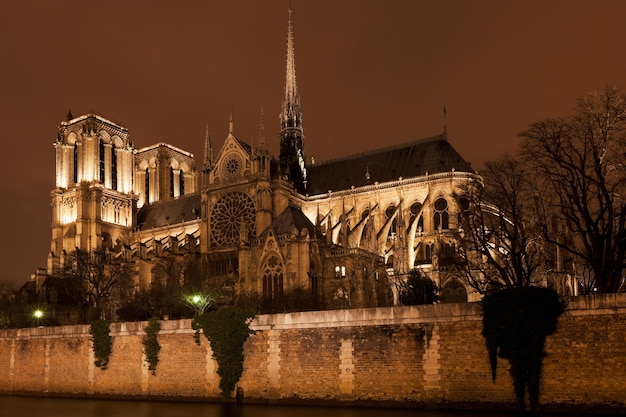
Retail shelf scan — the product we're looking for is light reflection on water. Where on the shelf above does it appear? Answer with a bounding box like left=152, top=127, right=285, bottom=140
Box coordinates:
left=0, top=395, right=605, bottom=417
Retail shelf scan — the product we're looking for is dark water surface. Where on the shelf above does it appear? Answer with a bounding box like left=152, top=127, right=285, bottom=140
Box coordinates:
left=0, top=395, right=609, bottom=417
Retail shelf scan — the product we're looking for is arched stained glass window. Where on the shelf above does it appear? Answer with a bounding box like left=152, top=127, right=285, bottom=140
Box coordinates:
left=434, top=197, right=449, bottom=230
left=262, top=255, right=284, bottom=311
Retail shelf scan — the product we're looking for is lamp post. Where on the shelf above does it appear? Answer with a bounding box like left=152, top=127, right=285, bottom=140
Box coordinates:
left=184, top=293, right=214, bottom=316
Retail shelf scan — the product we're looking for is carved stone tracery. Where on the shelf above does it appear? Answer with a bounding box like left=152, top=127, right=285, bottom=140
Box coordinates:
left=210, top=191, right=256, bottom=247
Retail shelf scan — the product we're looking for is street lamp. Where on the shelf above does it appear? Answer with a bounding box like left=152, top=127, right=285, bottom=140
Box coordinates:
left=32, top=309, right=45, bottom=326
left=184, top=293, right=214, bottom=316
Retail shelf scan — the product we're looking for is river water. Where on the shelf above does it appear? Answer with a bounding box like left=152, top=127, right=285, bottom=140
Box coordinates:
left=0, top=395, right=613, bottom=417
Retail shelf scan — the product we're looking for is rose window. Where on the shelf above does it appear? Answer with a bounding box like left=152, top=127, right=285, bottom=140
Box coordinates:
left=221, top=152, right=243, bottom=179
left=210, top=191, right=256, bottom=247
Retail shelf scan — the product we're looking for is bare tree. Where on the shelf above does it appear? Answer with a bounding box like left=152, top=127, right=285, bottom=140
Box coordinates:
left=59, top=248, right=134, bottom=320
left=521, top=86, right=626, bottom=294
left=458, top=154, right=546, bottom=293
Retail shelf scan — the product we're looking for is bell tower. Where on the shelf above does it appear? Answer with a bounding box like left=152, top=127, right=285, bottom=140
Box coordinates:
left=49, top=113, right=136, bottom=273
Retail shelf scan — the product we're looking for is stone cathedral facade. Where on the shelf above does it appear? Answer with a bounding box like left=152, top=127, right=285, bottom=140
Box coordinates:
left=43, top=9, right=482, bottom=314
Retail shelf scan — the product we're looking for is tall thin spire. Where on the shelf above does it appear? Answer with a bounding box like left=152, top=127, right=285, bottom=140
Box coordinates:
left=281, top=5, right=302, bottom=131
left=279, top=4, right=307, bottom=192
left=202, top=122, right=213, bottom=173
left=259, top=108, right=267, bottom=151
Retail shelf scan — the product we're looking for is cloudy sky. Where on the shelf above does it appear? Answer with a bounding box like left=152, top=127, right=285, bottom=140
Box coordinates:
left=1, top=0, right=625, bottom=285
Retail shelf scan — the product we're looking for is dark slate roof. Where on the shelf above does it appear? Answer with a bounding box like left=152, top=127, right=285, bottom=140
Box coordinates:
left=269, top=204, right=324, bottom=239
left=137, top=193, right=202, bottom=230
left=306, top=135, right=473, bottom=195
left=234, top=135, right=252, bottom=153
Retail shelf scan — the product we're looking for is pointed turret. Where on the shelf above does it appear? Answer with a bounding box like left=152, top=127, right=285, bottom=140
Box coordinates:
left=279, top=5, right=307, bottom=192
left=258, top=108, right=268, bottom=153
left=202, top=122, right=213, bottom=174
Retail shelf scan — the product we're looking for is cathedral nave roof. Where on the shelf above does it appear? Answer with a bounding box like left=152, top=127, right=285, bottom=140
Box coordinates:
left=136, top=193, right=201, bottom=230
left=305, top=135, right=473, bottom=195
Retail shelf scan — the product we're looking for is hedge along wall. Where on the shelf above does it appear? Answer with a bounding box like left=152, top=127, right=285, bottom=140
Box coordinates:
left=0, top=294, right=625, bottom=411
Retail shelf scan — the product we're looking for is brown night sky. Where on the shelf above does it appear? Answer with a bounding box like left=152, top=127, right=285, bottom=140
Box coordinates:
left=1, top=0, right=625, bottom=286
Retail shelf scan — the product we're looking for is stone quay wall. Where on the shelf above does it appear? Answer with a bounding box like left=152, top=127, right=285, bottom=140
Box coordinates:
left=0, top=294, right=625, bottom=412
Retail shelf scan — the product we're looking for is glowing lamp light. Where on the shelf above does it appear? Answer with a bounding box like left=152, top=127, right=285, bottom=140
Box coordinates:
left=32, top=309, right=45, bottom=327
left=184, top=293, right=214, bottom=316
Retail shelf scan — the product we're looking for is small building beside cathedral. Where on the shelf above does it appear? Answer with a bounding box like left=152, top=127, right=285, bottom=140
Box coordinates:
left=35, top=8, right=482, bottom=321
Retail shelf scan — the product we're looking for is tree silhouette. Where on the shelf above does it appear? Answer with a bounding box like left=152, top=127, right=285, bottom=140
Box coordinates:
left=397, top=269, right=439, bottom=305
left=58, top=248, right=133, bottom=321
left=521, top=87, right=626, bottom=293
left=457, top=154, right=546, bottom=294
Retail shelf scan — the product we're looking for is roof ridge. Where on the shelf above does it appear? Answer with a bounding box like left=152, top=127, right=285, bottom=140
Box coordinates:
left=63, top=112, right=128, bottom=131
left=311, top=134, right=446, bottom=167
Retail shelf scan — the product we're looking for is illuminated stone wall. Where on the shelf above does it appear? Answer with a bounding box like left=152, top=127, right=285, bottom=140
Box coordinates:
left=0, top=294, right=625, bottom=412
left=300, top=172, right=478, bottom=298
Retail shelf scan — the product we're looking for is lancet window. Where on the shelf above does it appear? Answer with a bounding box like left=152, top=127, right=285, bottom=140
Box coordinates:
left=410, top=201, right=424, bottom=235
left=145, top=168, right=150, bottom=204
left=99, top=140, right=105, bottom=182
left=433, top=197, right=449, bottom=230
left=262, top=255, right=284, bottom=308
left=112, top=149, right=117, bottom=191
left=170, top=167, right=175, bottom=197
left=73, top=145, right=79, bottom=184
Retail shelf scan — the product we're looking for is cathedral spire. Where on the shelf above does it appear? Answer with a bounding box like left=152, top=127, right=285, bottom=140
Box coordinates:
left=281, top=5, right=302, bottom=132
left=279, top=4, right=307, bottom=192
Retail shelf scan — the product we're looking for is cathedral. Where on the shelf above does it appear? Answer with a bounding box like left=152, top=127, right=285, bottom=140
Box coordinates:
left=40, top=9, right=481, bottom=317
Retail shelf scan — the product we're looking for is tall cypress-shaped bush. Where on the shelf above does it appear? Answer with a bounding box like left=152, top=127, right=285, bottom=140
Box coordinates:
left=142, top=317, right=161, bottom=375
left=89, top=319, right=112, bottom=370
left=192, top=307, right=255, bottom=397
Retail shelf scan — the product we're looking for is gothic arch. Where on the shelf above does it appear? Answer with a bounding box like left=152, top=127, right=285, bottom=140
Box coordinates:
left=439, top=278, right=468, bottom=304
left=99, top=130, right=112, bottom=144
left=433, top=196, right=449, bottom=231
left=112, top=135, right=124, bottom=148
left=138, top=159, right=149, bottom=170
left=259, top=252, right=285, bottom=310
left=407, top=199, right=425, bottom=266
left=377, top=203, right=398, bottom=250
left=308, top=242, right=323, bottom=308
left=179, top=162, right=191, bottom=174
left=101, top=231, right=113, bottom=250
